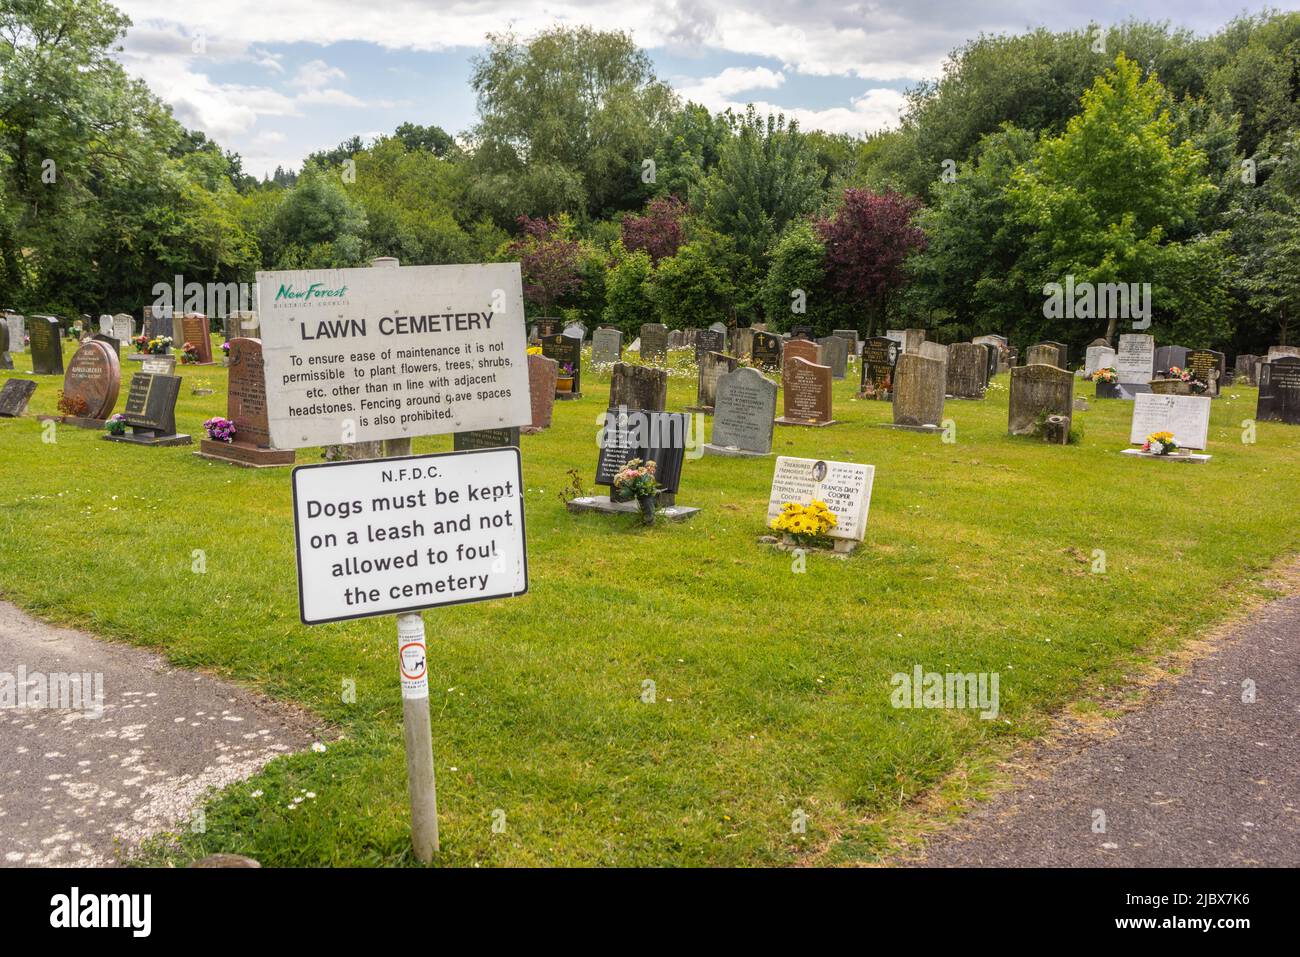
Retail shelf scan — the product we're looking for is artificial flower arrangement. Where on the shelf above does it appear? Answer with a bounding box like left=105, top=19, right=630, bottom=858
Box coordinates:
left=104, top=413, right=128, bottom=436
left=1141, top=430, right=1179, bottom=456
left=1088, top=366, right=1117, bottom=383
left=204, top=417, right=237, bottom=444
left=132, top=334, right=149, bottom=353
left=1159, top=366, right=1208, bottom=393
left=180, top=341, right=200, bottom=364
left=526, top=345, right=542, bottom=356
left=612, top=458, right=661, bottom=523
left=769, top=500, right=838, bottom=547
left=555, top=360, right=576, bottom=392
left=133, top=335, right=172, bottom=355
left=221, top=340, right=231, bottom=356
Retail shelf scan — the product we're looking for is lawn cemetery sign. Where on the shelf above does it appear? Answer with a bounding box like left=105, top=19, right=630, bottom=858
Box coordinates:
left=1186, top=349, right=1224, bottom=397
left=1256, top=356, right=1300, bottom=425
left=61, top=339, right=120, bottom=422
left=639, top=323, right=668, bottom=363
left=752, top=331, right=782, bottom=370
left=610, top=362, right=667, bottom=412
left=591, top=327, right=623, bottom=365
left=541, top=332, right=582, bottom=399
left=198, top=338, right=296, bottom=467
left=104, top=371, right=190, bottom=446
left=946, top=342, right=988, bottom=398
left=1129, top=393, right=1211, bottom=450
left=891, top=353, right=945, bottom=430
left=692, top=351, right=738, bottom=412
left=28, top=316, right=63, bottom=375
left=257, top=263, right=531, bottom=450
left=291, top=448, right=527, bottom=625
left=776, top=357, right=835, bottom=426
left=524, top=354, right=557, bottom=433
left=816, top=335, right=848, bottom=380
left=1009, top=364, right=1073, bottom=443
left=860, top=336, right=899, bottom=399
left=766, top=456, right=875, bottom=551
left=706, top=366, right=777, bottom=457
left=695, top=328, right=725, bottom=361
left=1116, top=334, right=1155, bottom=394
left=0, top=379, right=36, bottom=417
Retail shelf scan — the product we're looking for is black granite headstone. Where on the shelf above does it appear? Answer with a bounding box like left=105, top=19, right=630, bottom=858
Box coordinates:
left=452, top=427, right=521, bottom=451
left=0, top=379, right=37, bottom=417
left=27, top=316, right=63, bottom=375
left=695, top=329, right=725, bottom=361
left=1257, top=356, right=1300, bottom=425
left=860, top=336, right=899, bottom=399
left=595, top=409, right=688, bottom=494
left=540, top=333, right=582, bottom=398
left=752, top=332, right=783, bottom=370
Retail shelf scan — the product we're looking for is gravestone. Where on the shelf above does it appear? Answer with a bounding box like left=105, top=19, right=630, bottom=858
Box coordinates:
left=181, top=314, right=214, bottom=364
left=890, top=353, right=945, bottom=430
left=1116, top=334, right=1155, bottom=394
left=1026, top=343, right=1060, bottom=367
left=610, top=362, right=667, bottom=412
left=112, top=314, right=134, bottom=347
left=144, top=306, right=172, bottom=341
left=946, top=342, right=988, bottom=398
left=540, top=333, right=582, bottom=398
left=591, top=408, right=692, bottom=510
left=453, top=427, right=520, bottom=451
left=27, top=316, right=63, bottom=375
left=979, top=342, right=998, bottom=382
left=695, top=328, right=725, bottom=361
left=1234, top=354, right=1261, bottom=387
left=706, top=367, right=777, bottom=457
left=0, top=379, right=36, bottom=417
left=766, top=457, right=875, bottom=550
left=60, top=339, right=121, bottom=422
left=1130, top=393, right=1212, bottom=449
left=832, top=329, right=860, bottom=354
left=709, top=321, right=727, bottom=334
left=104, top=372, right=190, bottom=446
left=859, top=336, right=899, bottom=399
left=639, top=323, right=668, bottom=363
left=903, top=329, right=927, bottom=354
left=562, top=321, right=586, bottom=342
left=591, top=327, right=623, bottom=365
left=816, top=335, right=848, bottom=380
left=752, top=332, right=783, bottom=370
left=197, top=338, right=294, bottom=466
left=97, top=315, right=113, bottom=335
left=1154, top=345, right=1189, bottom=372
left=1266, top=345, right=1300, bottom=361
left=0, top=319, right=10, bottom=370
left=917, top=340, right=948, bottom=366
left=92, top=331, right=121, bottom=359
left=227, top=310, right=260, bottom=341
left=524, top=353, right=557, bottom=433
left=535, top=318, right=560, bottom=339
left=1085, top=345, right=1117, bottom=375
left=1186, top=349, right=1224, bottom=397
left=692, top=351, right=739, bottom=412
left=730, top=326, right=754, bottom=360
left=1256, top=356, right=1300, bottom=425
left=776, top=357, right=834, bottom=426
left=1042, top=341, right=1069, bottom=368
left=1008, top=364, right=1074, bottom=443
left=790, top=324, right=813, bottom=340
left=4, top=313, right=25, bottom=353
left=781, top=338, right=819, bottom=379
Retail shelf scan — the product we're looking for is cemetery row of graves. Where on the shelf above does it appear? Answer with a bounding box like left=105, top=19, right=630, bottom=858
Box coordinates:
left=2, top=302, right=1300, bottom=864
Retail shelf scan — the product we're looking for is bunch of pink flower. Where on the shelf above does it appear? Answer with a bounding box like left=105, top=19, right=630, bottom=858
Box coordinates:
left=203, top=416, right=236, bottom=443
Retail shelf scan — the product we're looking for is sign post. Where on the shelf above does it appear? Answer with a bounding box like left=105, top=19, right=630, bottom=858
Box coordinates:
left=262, top=257, right=531, bottom=861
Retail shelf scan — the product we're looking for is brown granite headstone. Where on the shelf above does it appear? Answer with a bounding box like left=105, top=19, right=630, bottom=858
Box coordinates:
left=181, top=314, right=214, bottom=364
left=526, top=353, right=558, bottom=432
left=781, top=338, right=819, bottom=379
left=197, top=338, right=293, bottom=465
left=61, top=339, right=120, bottom=420
left=777, top=357, right=834, bottom=425
left=609, top=362, right=667, bottom=412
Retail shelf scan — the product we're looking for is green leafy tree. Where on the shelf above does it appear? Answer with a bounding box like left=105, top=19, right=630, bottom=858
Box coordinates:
left=760, top=219, right=854, bottom=336
left=601, top=243, right=654, bottom=333
left=647, top=231, right=736, bottom=329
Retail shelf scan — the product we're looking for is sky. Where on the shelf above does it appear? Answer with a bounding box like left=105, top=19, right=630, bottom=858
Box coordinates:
left=112, top=0, right=1299, bottom=179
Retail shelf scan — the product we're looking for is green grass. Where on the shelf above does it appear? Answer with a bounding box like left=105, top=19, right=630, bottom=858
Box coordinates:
left=2, top=338, right=1298, bottom=866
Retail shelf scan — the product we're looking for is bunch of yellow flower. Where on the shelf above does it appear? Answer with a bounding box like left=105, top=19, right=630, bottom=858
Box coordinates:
left=769, top=500, right=837, bottom=544
left=527, top=345, right=542, bottom=356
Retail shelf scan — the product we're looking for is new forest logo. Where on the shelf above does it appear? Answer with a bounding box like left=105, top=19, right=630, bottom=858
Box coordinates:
left=275, top=282, right=349, bottom=305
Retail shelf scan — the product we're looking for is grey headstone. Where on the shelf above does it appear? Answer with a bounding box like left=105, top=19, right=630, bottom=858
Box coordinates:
left=892, top=353, right=945, bottom=427
left=591, top=327, right=623, bottom=365
left=710, top=366, right=777, bottom=454
left=816, top=335, right=848, bottom=380
left=1009, top=364, right=1074, bottom=442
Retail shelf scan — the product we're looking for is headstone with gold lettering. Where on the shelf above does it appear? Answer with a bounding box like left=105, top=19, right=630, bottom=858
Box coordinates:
left=103, top=371, right=190, bottom=446
left=197, top=338, right=293, bottom=465
left=775, top=357, right=835, bottom=427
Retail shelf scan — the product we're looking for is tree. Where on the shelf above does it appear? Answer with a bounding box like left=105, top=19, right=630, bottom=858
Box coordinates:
left=620, top=194, right=687, bottom=264
left=507, top=215, right=583, bottom=317
left=815, top=188, right=926, bottom=334
left=393, top=122, right=455, bottom=157
left=601, top=244, right=654, bottom=332
left=268, top=167, right=368, bottom=268
left=760, top=219, right=856, bottom=336
left=647, top=231, right=736, bottom=329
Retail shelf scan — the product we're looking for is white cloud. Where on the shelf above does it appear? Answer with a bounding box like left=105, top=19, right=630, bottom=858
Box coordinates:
left=676, top=66, right=785, bottom=108
left=291, top=59, right=347, bottom=91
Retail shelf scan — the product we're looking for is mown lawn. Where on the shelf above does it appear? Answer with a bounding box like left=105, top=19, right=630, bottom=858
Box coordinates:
left=1, top=338, right=1298, bottom=866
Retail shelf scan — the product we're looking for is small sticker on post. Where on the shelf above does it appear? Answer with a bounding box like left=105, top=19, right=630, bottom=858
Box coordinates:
left=398, top=615, right=428, bottom=700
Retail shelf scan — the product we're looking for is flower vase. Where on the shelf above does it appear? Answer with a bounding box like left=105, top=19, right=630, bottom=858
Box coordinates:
left=637, top=494, right=656, bottom=525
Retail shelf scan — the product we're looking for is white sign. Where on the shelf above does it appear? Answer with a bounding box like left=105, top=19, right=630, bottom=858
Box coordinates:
left=291, top=448, right=528, bottom=624
left=1116, top=333, right=1154, bottom=384
left=1129, top=393, right=1211, bottom=450
left=257, top=263, right=531, bottom=450
left=766, top=456, right=875, bottom=542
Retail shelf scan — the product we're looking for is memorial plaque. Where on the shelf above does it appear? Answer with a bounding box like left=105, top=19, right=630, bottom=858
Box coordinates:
left=859, top=336, right=899, bottom=399
left=5, top=314, right=25, bottom=353
left=181, top=314, right=214, bottom=364
left=694, top=351, right=739, bottom=411
left=0, top=379, right=36, bottom=417
left=1129, top=393, right=1211, bottom=449
left=541, top=333, right=582, bottom=397
left=1008, top=364, right=1074, bottom=441
left=1186, top=349, right=1223, bottom=397
left=1026, top=343, right=1060, bottom=367
left=591, top=327, right=623, bottom=365
left=595, top=409, right=689, bottom=494
left=708, top=366, right=777, bottom=455
left=695, top=328, right=725, bottom=361
left=892, top=353, right=945, bottom=427
left=816, top=335, right=848, bottom=380
left=453, top=427, right=521, bottom=451
left=777, top=357, right=833, bottom=425
left=610, top=362, right=667, bottom=412
left=27, top=316, right=63, bottom=375
left=1116, top=334, right=1155, bottom=385
left=752, top=332, right=783, bottom=370
left=61, top=339, right=120, bottom=420
left=946, top=342, right=988, bottom=398
left=526, top=353, right=557, bottom=431
left=639, top=323, right=668, bottom=363
left=1256, top=356, right=1300, bottom=425
left=766, top=456, right=874, bottom=543
left=141, top=355, right=176, bottom=376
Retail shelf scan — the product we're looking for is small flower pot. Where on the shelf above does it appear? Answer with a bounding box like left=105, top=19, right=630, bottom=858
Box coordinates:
left=556, top=377, right=574, bottom=394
